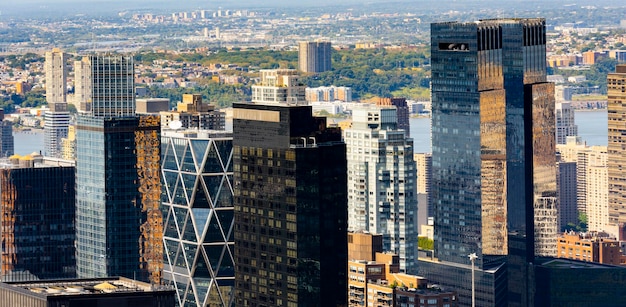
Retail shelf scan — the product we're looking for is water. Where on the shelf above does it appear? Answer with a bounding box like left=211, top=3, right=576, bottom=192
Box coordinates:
left=13, top=130, right=44, bottom=155
left=11, top=110, right=608, bottom=156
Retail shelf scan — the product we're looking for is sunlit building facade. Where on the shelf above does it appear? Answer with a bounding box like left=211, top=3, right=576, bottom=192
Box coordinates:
left=298, top=41, right=332, bottom=73
left=44, top=49, right=70, bottom=158
left=608, top=64, right=626, bottom=240
left=423, top=18, right=556, bottom=306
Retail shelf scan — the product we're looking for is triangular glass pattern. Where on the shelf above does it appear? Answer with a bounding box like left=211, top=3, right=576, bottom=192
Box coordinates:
left=163, top=170, right=178, bottom=195
left=214, top=178, right=233, bottom=208
left=181, top=145, right=197, bottom=173
left=193, top=179, right=210, bottom=209
left=173, top=139, right=187, bottom=169
left=193, top=278, right=211, bottom=306
left=174, top=242, right=187, bottom=268
left=203, top=215, right=225, bottom=243
left=194, top=251, right=212, bottom=278
left=203, top=175, right=224, bottom=204
left=203, top=142, right=223, bottom=173
left=181, top=173, right=198, bottom=205
left=191, top=208, right=210, bottom=239
left=172, top=175, right=187, bottom=205
left=182, top=242, right=198, bottom=270
left=162, top=141, right=178, bottom=171
left=175, top=281, right=187, bottom=304
left=205, top=245, right=224, bottom=272
left=216, top=247, right=234, bottom=277
left=190, top=140, right=210, bottom=170
left=207, top=281, right=222, bottom=307
left=164, top=212, right=179, bottom=239
left=216, top=210, right=234, bottom=242
left=172, top=207, right=188, bottom=235
left=214, top=140, right=232, bottom=170
left=164, top=239, right=179, bottom=267
left=183, top=285, right=197, bottom=307
left=216, top=279, right=234, bottom=306
left=225, top=151, right=233, bottom=172
left=182, top=215, right=198, bottom=243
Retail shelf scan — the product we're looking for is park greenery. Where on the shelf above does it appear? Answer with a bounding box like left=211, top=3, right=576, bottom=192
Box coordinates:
left=418, top=236, right=434, bottom=250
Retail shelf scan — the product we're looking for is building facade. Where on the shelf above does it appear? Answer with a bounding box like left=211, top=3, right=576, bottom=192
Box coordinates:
left=608, top=64, right=626, bottom=239
left=555, top=102, right=578, bottom=145
left=414, top=153, right=432, bottom=233
left=250, top=69, right=305, bottom=104
left=376, top=97, right=410, bottom=137
left=44, top=49, right=70, bottom=158
left=556, top=231, right=622, bottom=265
left=0, top=157, right=76, bottom=282
left=44, top=103, right=70, bottom=158
left=344, top=106, right=418, bottom=273
left=233, top=102, right=347, bottom=307
left=0, top=111, right=13, bottom=157
left=557, top=160, right=578, bottom=230
left=298, top=41, right=332, bottom=73
left=161, top=130, right=234, bottom=307
left=160, top=94, right=225, bottom=130
left=75, top=55, right=162, bottom=284
left=429, top=18, right=556, bottom=306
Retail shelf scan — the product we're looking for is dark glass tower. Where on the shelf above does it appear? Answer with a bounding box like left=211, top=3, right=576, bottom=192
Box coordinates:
left=426, top=19, right=556, bottom=306
left=75, top=55, right=162, bottom=283
left=233, top=102, right=347, bottom=307
left=1, top=160, right=76, bottom=282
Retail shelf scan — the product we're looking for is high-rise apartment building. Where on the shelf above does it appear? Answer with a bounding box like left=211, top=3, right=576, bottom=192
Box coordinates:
left=344, top=105, right=418, bottom=273
left=298, top=41, right=332, bottom=73
left=0, top=111, right=13, bottom=157
left=376, top=97, right=410, bottom=137
left=0, top=156, right=76, bottom=282
left=60, top=125, right=76, bottom=161
left=233, top=101, right=347, bottom=307
left=555, top=102, right=578, bottom=145
left=414, top=153, right=432, bottom=228
left=75, top=55, right=162, bottom=284
left=161, top=129, right=234, bottom=307
left=160, top=94, right=225, bottom=130
left=44, top=102, right=70, bottom=158
left=73, top=57, right=92, bottom=113
left=251, top=69, right=305, bottom=104
left=608, top=64, right=626, bottom=239
left=45, top=49, right=67, bottom=104
left=420, top=19, right=556, bottom=306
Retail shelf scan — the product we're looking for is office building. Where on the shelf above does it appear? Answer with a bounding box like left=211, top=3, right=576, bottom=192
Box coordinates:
left=251, top=69, right=305, bottom=104
left=376, top=97, right=410, bottom=137
left=0, top=156, right=75, bottom=282
left=608, top=64, right=626, bottom=239
left=555, top=102, right=578, bottom=145
left=73, top=57, right=92, bottom=113
left=425, top=19, right=555, bottom=306
left=344, top=105, right=418, bottom=273
left=556, top=231, right=622, bottom=265
left=136, top=98, right=170, bottom=114
left=298, top=41, right=332, bottom=73
left=534, top=258, right=626, bottom=306
left=161, top=130, right=234, bottom=307
left=233, top=101, right=347, bottom=306
left=0, top=277, right=176, bottom=307
left=0, top=111, right=13, bottom=157
left=160, top=94, right=225, bottom=130
left=75, top=55, right=162, bottom=284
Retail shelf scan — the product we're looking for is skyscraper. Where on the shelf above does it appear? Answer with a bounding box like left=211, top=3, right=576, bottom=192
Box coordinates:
left=75, top=55, right=162, bottom=283
left=414, top=153, right=432, bottom=232
left=608, top=64, right=626, bottom=240
left=0, top=111, right=13, bottom=157
left=344, top=105, right=418, bottom=273
left=376, top=97, right=410, bottom=137
left=555, top=102, right=578, bottom=145
left=232, top=99, right=347, bottom=306
left=298, top=41, right=332, bottom=73
left=161, top=130, right=234, bottom=307
left=0, top=156, right=76, bottom=282
left=420, top=19, right=556, bottom=306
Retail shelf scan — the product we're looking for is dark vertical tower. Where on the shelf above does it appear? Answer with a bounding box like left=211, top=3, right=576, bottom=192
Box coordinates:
left=428, top=19, right=555, bottom=306
left=233, top=102, right=347, bottom=307
left=75, top=55, right=162, bottom=283
left=0, top=159, right=76, bottom=282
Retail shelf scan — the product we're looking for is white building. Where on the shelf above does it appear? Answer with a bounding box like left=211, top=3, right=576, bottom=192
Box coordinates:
left=251, top=69, right=305, bottom=104
left=44, top=49, right=70, bottom=158
left=555, top=102, right=578, bottom=145
left=344, top=105, right=418, bottom=274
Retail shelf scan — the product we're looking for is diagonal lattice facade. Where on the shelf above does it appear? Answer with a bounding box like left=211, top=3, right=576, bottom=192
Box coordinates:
left=161, top=130, right=234, bottom=307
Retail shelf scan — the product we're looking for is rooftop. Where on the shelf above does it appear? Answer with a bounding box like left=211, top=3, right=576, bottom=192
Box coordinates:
left=2, top=277, right=172, bottom=297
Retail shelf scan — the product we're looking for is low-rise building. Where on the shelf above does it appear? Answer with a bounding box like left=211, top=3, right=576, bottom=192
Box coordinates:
left=556, top=231, right=623, bottom=265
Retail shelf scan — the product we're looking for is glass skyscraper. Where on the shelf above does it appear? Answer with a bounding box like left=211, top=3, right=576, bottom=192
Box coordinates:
left=423, top=18, right=556, bottom=306
left=75, top=55, right=162, bottom=284
left=233, top=102, right=348, bottom=307
left=161, top=130, right=234, bottom=307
